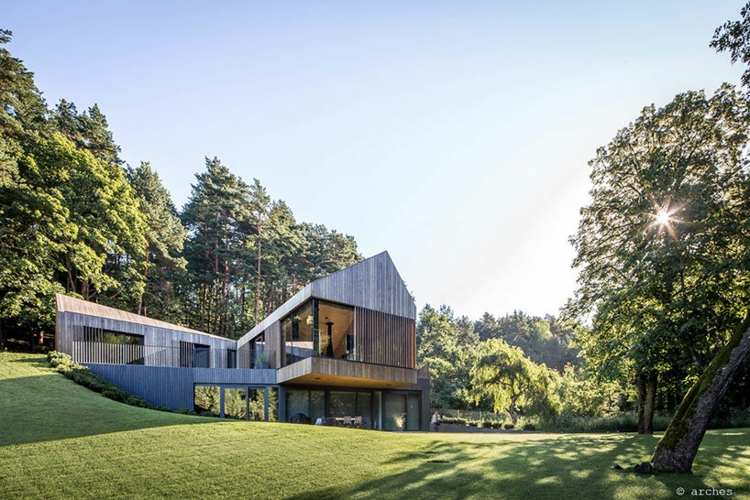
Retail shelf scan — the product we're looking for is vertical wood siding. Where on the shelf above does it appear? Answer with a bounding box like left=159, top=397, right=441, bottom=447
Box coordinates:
left=237, top=251, right=417, bottom=349
left=265, top=322, right=282, bottom=369
left=86, top=364, right=277, bottom=410
left=58, top=312, right=237, bottom=367
left=310, top=251, right=416, bottom=320
left=355, top=307, right=416, bottom=368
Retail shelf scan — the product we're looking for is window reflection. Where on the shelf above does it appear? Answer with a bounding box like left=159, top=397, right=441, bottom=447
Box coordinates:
left=282, top=299, right=354, bottom=364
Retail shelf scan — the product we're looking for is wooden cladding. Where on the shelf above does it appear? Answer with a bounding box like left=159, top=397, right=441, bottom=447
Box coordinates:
left=355, top=307, right=416, bottom=369
left=277, top=357, right=416, bottom=388
left=310, top=252, right=417, bottom=319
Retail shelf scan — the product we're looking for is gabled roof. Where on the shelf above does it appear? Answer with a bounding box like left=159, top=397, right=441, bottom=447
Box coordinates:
left=310, top=251, right=415, bottom=318
left=55, top=294, right=209, bottom=336
left=237, top=251, right=416, bottom=346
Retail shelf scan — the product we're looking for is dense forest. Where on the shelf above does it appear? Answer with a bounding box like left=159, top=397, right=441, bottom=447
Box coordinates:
left=0, top=29, right=362, bottom=347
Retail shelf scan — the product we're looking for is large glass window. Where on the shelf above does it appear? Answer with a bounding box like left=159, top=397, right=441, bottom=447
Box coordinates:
left=180, top=342, right=210, bottom=368
left=247, top=389, right=266, bottom=421
left=81, top=328, right=144, bottom=365
left=267, top=388, right=279, bottom=422
left=224, top=388, right=247, bottom=419
left=317, top=301, right=355, bottom=360
left=282, top=299, right=354, bottom=364
left=196, top=385, right=279, bottom=421
left=357, top=393, right=373, bottom=429
left=282, top=302, right=314, bottom=364
left=407, top=394, right=420, bottom=431
left=329, top=391, right=356, bottom=419
left=286, top=389, right=310, bottom=422
left=194, top=385, right=220, bottom=416
left=374, top=392, right=382, bottom=430
left=384, top=393, right=406, bottom=431
left=310, top=390, right=325, bottom=422
left=194, top=344, right=210, bottom=368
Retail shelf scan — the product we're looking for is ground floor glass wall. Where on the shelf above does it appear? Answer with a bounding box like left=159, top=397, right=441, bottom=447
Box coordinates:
left=193, top=385, right=278, bottom=421
left=284, top=388, right=420, bottom=431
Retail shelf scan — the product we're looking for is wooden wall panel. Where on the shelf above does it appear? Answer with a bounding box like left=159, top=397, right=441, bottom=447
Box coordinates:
left=86, top=364, right=277, bottom=410
left=276, top=357, right=416, bottom=387
left=310, top=252, right=416, bottom=319
left=265, top=321, right=282, bottom=369
left=58, top=311, right=237, bottom=367
left=355, top=307, right=416, bottom=369
left=236, top=252, right=416, bottom=350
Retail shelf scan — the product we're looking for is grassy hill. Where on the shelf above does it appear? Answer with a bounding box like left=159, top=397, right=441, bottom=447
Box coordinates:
left=1, top=352, right=748, bottom=499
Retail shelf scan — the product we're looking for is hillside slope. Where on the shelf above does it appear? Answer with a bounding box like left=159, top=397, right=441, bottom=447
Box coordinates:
left=1, top=353, right=749, bottom=500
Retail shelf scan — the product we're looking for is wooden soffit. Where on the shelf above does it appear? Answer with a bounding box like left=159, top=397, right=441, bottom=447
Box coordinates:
left=277, top=357, right=416, bottom=389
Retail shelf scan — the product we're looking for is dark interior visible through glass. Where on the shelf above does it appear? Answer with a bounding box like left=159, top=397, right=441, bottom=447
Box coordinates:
left=282, top=299, right=354, bottom=364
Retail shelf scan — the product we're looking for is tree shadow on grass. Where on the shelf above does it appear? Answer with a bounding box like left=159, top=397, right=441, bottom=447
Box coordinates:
left=0, top=358, right=215, bottom=447
left=287, top=434, right=749, bottom=500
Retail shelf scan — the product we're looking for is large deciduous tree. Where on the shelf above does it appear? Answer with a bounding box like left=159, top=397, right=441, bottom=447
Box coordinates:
left=470, top=338, right=555, bottom=424
left=648, top=5, right=750, bottom=472
left=569, top=85, right=750, bottom=435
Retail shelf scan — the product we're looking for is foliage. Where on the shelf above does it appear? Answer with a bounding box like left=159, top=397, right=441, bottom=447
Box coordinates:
left=193, top=385, right=220, bottom=415
left=51, top=99, right=121, bottom=165
left=0, top=32, right=362, bottom=344
left=551, top=364, right=625, bottom=418
left=417, top=305, right=475, bottom=409
left=474, top=311, right=579, bottom=371
left=46, top=351, right=153, bottom=409
left=711, top=1, right=750, bottom=87
left=0, top=29, right=49, bottom=146
left=567, top=84, right=750, bottom=432
left=180, top=158, right=362, bottom=338
left=392, top=413, right=406, bottom=429
left=470, top=338, right=557, bottom=423
left=127, top=162, right=187, bottom=322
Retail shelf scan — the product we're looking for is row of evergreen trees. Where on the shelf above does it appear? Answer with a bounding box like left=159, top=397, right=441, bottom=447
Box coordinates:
left=0, top=30, right=361, bottom=347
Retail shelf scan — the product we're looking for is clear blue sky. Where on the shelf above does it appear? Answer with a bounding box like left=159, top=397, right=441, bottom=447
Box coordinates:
left=5, top=0, right=745, bottom=320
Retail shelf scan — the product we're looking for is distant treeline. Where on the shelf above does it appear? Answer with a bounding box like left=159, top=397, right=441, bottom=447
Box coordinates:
left=0, top=29, right=361, bottom=346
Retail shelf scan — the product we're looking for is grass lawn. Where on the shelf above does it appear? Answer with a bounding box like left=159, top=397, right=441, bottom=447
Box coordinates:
left=1, top=353, right=748, bottom=499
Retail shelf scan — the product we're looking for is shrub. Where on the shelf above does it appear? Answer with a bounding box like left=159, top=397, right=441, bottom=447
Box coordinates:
left=523, top=423, right=536, bottom=431
left=468, top=420, right=479, bottom=427
left=200, top=411, right=217, bottom=418
left=47, top=351, right=154, bottom=410
left=441, top=416, right=468, bottom=426
left=539, top=413, right=672, bottom=433
left=155, top=406, right=173, bottom=413
left=491, top=421, right=502, bottom=429
left=504, top=423, right=515, bottom=430
left=47, top=351, right=74, bottom=369
left=481, top=420, right=493, bottom=429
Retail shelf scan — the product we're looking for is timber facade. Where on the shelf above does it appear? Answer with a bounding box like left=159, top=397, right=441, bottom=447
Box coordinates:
left=55, top=252, right=430, bottom=431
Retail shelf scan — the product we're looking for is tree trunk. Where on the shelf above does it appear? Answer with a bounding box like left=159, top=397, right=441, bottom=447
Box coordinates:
left=138, top=252, right=150, bottom=316
left=509, top=396, right=520, bottom=425
left=255, top=237, right=262, bottom=327
left=636, top=371, right=658, bottom=434
left=652, top=313, right=750, bottom=473
left=200, top=283, right=207, bottom=332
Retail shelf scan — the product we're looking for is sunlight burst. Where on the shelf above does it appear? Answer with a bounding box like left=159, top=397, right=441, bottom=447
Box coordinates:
left=655, top=210, right=671, bottom=226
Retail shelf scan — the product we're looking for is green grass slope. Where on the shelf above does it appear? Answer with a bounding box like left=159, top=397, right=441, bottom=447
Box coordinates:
left=1, top=352, right=748, bottom=499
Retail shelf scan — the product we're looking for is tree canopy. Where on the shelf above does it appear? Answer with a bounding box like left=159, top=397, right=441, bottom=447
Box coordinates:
left=568, top=84, right=750, bottom=433
left=0, top=30, right=362, bottom=346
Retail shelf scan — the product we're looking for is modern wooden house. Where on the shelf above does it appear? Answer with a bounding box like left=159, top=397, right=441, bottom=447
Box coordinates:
left=55, top=252, right=429, bottom=430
